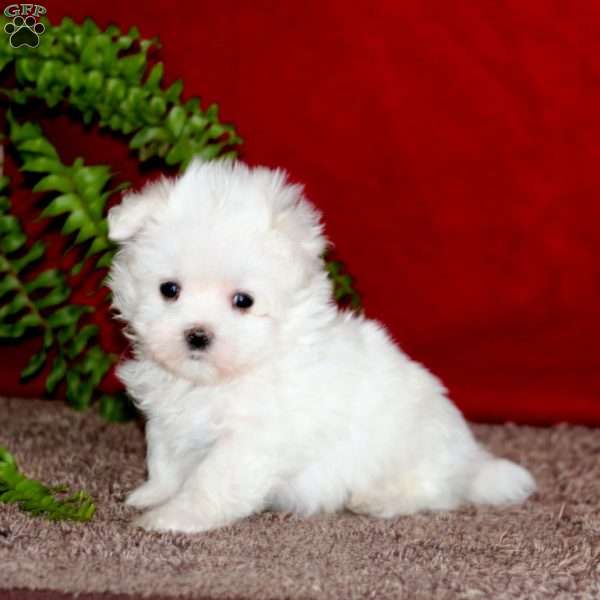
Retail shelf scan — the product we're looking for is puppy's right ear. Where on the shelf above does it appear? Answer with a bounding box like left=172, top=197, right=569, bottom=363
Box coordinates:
left=108, top=178, right=172, bottom=242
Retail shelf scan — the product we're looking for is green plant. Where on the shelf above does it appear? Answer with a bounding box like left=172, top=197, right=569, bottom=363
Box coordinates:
left=0, top=16, right=242, bottom=169
left=0, top=16, right=361, bottom=422
left=326, top=259, right=361, bottom=310
left=0, top=446, right=95, bottom=521
left=8, top=111, right=123, bottom=274
left=0, top=166, right=122, bottom=412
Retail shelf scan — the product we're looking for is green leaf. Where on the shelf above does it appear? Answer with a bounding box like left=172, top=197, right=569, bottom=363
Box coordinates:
left=25, top=269, right=64, bottom=293
left=0, top=214, right=20, bottom=235
left=40, top=193, right=79, bottom=218
left=15, top=57, right=41, bottom=82
left=34, top=283, right=70, bottom=310
left=78, top=345, right=112, bottom=386
left=86, top=236, right=112, bottom=257
left=325, top=257, right=361, bottom=310
left=1, top=230, right=26, bottom=253
left=119, top=53, right=146, bottom=83
left=70, top=260, right=84, bottom=276
left=165, top=105, right=186, bottom=138
left=145, top=62, right=163, bottom=88
left=66, top=324, right=98, bottom=359
left=197, top=142, right=227, bottom=161
left=164, top=79, right=183, bottom=102
left=206, top=103, right=219, bottom=121
left=0, top=293, right=28, bottom=318
left=96, top=250, right=115, bottom=268
left=43, top=328, right=53, bottom=349
left=0, top=446, right=95, bottom=522
left=46, top=305, right=90, bottom=330
left=6, top=111, right=38, bottom=141
left=206, top=123, right=230, bottom=139
left=21, top=157, right=63, bottom=174
left=85, top=69, right=104, bottom=91
left=11, top=240, right=45, bottom=272
left=99, top=394, right=136, bottom=422
left=36, top=61, right=65, bottom=95
left=82, top=18, right=100, bottom=36
left=15, top=478, right=47, bottom=496
left=0, top=314, right=41, bottom=337
left=56, top=320, right=76, bottom=346
left=105, top=77, right=126, bottom=103
left=129, top=126, right=168, bottom=149
left=46, top=355, right=67, bottom=393
left=187, top=112, right=209, bottom=133
left=33, top=174, right=75, bottom=194
left=0, top=275, right=19, bottom=299
left=148, top=95, right=166, bottom=117
left=72, top=164, right=111, bottom=194
left=0, top=447, right=16, bottom=466
left=165, top=138, right=193, bottom=165
left=61, top=209, right=86, bottom=235
left=66, top=369, right=94, bottom=410
left=17, top=138, right=59, bottom=159
left=21, top=350, right=47, bottom=379
left=0, top=490, right=21, bottom=503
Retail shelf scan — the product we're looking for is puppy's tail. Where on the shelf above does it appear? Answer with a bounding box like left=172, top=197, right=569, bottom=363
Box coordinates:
left=467, top=454, right=536, bottom=506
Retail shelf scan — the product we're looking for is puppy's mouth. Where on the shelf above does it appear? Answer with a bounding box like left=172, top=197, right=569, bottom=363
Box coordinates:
left=146, top=338, right=241, bottom=384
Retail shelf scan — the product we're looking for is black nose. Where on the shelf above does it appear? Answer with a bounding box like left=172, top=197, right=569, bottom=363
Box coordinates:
left=184, top=327, right=213, bottom=351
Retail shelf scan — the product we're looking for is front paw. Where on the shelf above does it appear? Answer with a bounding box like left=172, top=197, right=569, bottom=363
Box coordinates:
left=133, top=500, right=221, bottom=533
left=125, top=481, right=175, bottom=509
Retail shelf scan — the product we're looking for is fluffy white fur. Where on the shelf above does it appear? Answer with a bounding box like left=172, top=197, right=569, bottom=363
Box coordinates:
left=107, top=159, right=536, bottom=533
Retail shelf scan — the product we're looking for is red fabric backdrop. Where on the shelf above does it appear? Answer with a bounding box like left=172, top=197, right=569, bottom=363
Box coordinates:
left=1, top=0, right=599, bottom=425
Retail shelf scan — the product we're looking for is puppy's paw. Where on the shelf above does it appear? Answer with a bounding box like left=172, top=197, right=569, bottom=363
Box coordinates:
left=133, top=501, right=218, bottom=533
left=125, top=481, right=175, bottom=509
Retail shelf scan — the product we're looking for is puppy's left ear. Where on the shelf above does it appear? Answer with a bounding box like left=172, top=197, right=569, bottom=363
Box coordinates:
left=277, top=194, right=328, bottom=259
left=256, top=167, right=328, bottom=259
left=108, top=178, right=173, bottom=242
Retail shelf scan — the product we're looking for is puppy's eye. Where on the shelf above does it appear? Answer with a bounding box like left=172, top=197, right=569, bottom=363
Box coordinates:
left=160, top=281, right=180, bottom=300
left=232, top=292, right=254, bottom=310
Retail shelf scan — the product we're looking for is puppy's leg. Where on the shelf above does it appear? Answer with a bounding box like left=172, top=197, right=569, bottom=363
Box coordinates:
left=126, top=420, right=185, bottom=509
left=347, top=455, right=535, bottom=518
left=346, top=474, right=463, bottom=518
left=134, top=441, right=275, bottom=533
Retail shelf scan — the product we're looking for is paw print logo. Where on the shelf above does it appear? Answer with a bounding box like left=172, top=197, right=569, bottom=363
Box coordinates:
left=4, top=15, right=45, bottom=48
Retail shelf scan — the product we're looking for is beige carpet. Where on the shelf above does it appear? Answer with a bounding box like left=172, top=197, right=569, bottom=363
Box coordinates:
left=0, top=396, right=599, bottom=600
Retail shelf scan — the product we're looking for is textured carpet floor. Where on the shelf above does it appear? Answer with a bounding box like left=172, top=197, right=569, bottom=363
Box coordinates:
left=0, top=397, right=599, bottom=600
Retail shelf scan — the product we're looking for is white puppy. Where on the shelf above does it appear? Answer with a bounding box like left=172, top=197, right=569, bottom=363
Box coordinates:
left=107, top=159, right=535, bottom=533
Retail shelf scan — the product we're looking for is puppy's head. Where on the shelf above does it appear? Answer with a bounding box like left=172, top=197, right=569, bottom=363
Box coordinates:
left=107, top=159, right=330, bottom=384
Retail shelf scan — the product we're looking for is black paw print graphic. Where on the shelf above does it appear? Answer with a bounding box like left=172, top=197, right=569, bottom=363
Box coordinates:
left=4, top=16, right=45, bottom=48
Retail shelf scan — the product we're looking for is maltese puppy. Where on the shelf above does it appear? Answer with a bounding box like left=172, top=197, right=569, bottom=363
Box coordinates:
left=107, top=159, right=535, bottom=533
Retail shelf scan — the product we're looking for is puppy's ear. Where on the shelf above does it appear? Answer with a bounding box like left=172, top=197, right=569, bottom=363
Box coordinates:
left=276, top=194, right=327, bottom=259
left=255, top=167, right=328, bottom=259
left=108, top=178, right=173, bottom=242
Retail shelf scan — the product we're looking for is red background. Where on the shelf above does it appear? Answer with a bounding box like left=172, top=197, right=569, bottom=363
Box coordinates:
left=1, top=1, right=599, bottom=425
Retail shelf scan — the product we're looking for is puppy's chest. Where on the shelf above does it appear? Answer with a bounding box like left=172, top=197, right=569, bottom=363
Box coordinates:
left=159, top=409, right=215, bottom=456
left=150, top=383, right=252, bottom=457
left=149, top=395, right=225, bottom=459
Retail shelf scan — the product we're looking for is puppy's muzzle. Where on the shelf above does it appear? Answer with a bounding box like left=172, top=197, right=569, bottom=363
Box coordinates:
left=184, top=327, right=214, bottom=351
